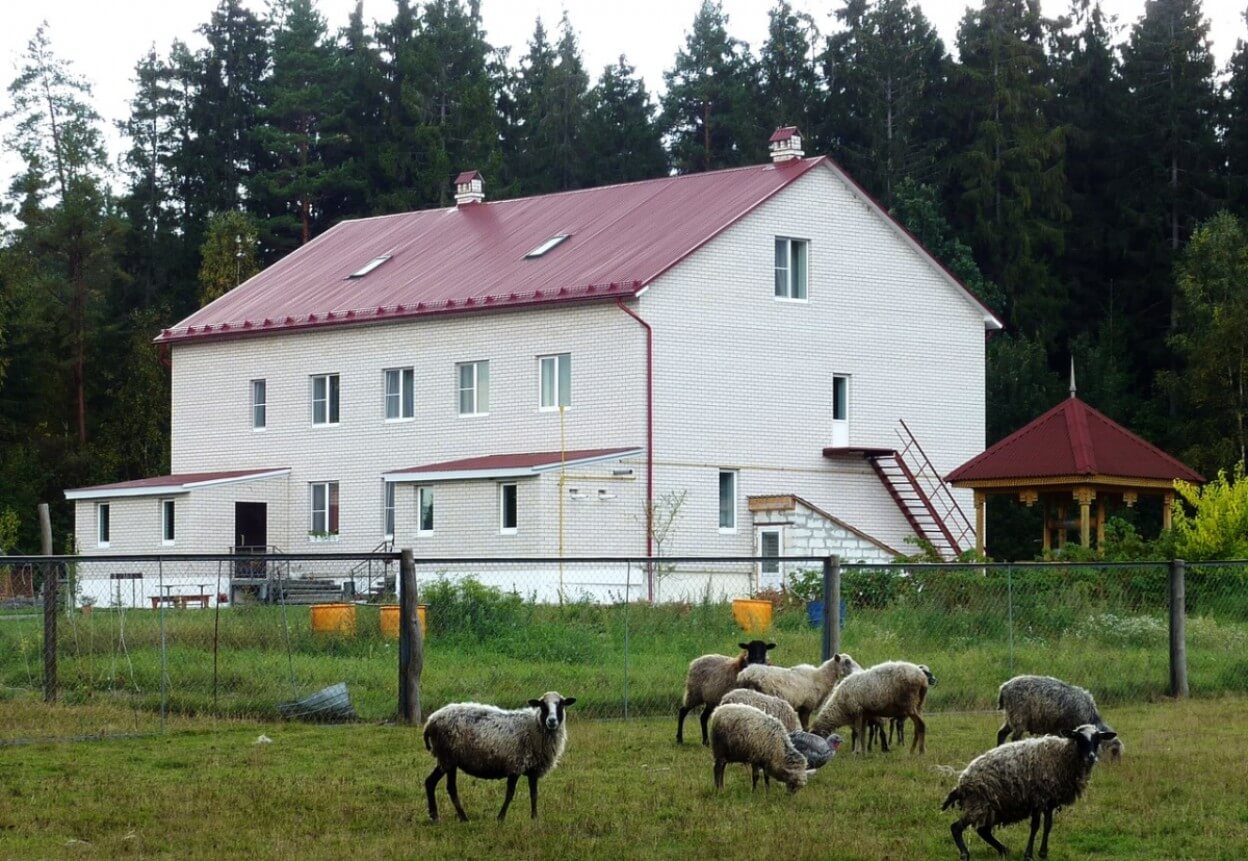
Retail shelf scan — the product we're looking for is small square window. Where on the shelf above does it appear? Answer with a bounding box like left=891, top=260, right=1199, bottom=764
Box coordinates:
left=251, top=379, right=266, bottom=430
left=718, top=470, right=737, bottom=532
left=499, top=483, right=518, bottom=534
left=97, top=503, right=111, bottom=548
left=161, top=499, right=175, bottom=545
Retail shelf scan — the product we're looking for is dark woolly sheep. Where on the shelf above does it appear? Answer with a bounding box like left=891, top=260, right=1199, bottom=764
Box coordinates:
left=996, top=675, right=1116, bottom=752
left=677, top=640, right=775, bottom=745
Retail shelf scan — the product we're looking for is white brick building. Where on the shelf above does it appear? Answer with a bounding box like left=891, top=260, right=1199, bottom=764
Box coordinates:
left=68, top=130, right=1001, bottom=595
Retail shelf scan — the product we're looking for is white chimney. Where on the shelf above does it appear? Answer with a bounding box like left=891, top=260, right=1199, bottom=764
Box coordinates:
left=768, top=126, right=804, bottom=163
left=454, top=170, right=484, bottom=206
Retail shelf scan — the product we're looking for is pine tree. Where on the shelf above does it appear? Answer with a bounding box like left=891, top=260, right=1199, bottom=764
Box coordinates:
left=661, top=0, right=763, bottom=172
left=759, top=1, right=819, bottom=143
left=583, top=57, right=668, bottom=185
left=1225, top=25, right=1248, bottom=214
left=197, top=210, right=260, bottom=306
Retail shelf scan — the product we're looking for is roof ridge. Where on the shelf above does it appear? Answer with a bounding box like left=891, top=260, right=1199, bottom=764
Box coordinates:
left=1065, top=399, right=1097, bottom=474
left=1077, top=400, right=1204, bottom=481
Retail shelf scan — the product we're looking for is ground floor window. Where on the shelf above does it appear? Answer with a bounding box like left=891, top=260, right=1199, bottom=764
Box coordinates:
left=383, top=482, right=395, bottom=539
left=758, top=527, right=783, bottom=589
left=719, top=470, right=737, bottom=532
left=499, top=482, right=518, bottom=534
left=97, top=503, right=110, bottom=548
left=418, top=486, right=435, bottom=535
left=310, top=482, right=340, bottom=536
left=161, top=499, right=175, bottom=545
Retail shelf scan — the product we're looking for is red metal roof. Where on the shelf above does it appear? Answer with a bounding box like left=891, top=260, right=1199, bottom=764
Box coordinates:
left=946, top=398, right=1203, bottom=484
left=384, top=447, right=641, bottom=480
left=769, top=126, right=799, bottom=143
left=65, top=468, right=290, bottom=499
left=158, top=159, right=826, bottom=344
left=454, top=170, right=482, bottom=185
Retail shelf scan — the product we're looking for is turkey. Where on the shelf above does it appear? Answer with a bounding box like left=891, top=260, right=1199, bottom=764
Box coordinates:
left=789, top=731, right=843, bottom=770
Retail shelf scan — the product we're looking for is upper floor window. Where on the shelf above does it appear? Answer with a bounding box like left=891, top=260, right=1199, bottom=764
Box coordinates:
left=718, top=470, right=737, bottom=532
left=383, top=481, right=395, bottom=539
left=499, top=482, right=518, bottom=534
left=384, top=367, right=415, bottom=421
left=774, top=237, right=808, bottom=300
left=458, top=360, right=489, bottom=416
left=161, top=498, right=175, bottom=545
left=97, top=503, right=111, bottom=548
left=251, top=379, right=267, bottom=430
left=310, top=481, right=340, bottom=536
left=539, top=353, right=571, bottom=410
left=311, top=374, right=340, bottom=425
left=418, top=486, right=435, bottom=535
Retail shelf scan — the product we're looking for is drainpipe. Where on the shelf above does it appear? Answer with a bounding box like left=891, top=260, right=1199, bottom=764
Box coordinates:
left=616, top=296, right=654, bottom=600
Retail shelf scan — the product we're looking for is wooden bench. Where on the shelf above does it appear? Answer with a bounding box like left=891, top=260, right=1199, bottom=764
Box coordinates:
left=149, top=593, right=211, bottom=609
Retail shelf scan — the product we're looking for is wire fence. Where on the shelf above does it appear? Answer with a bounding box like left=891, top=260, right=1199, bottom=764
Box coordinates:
left=2, top=553, right=1246, bottom=742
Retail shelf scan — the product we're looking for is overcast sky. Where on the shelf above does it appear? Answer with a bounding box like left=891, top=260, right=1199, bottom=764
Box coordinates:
left=2, top=0, right=1246, bottom=180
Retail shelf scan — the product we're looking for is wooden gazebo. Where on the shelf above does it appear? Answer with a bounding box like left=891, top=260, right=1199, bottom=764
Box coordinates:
left=946, top=395, right=1204, bottom=554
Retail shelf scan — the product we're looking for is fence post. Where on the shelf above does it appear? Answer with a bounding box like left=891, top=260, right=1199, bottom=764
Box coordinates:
left=1169, top=558, right=1188, bottom=698
left=42, top=562, right=58, bottom=704
left=822, top=555, right=841, bottom=661
left=399, top=548, right=423, bottom=724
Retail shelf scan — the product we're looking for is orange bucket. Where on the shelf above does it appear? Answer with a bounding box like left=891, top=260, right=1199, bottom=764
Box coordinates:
left=379, top=604, right=426, bottom=639
left=732, top=598, right=773, bottom=632
left=310, top=603, right=357, bottom=635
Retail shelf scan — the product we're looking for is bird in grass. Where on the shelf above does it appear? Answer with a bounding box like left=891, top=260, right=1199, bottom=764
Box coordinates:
left=790, top=731, right=843, bottom=770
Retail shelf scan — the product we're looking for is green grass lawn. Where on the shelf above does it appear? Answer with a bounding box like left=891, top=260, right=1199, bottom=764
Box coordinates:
left=1, top=695, right=1245, bottom=861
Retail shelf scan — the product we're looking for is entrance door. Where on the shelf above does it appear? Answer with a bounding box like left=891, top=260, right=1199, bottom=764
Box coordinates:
left=831, top=375, right=850, bottom=447
left=757, top=527, right=784, bottom=591
left=234, top=502, right=268, bottom=551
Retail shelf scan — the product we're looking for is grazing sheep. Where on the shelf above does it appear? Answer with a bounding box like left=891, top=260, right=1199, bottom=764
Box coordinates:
left=996, top=676, right=1116, bottom=750
left=720, top=688, right=801, bottom=732
left=942, top=725, right=1118, bottom=860
left=735, top=652, right=858, bottom=729
left=789, top=731, right=843, bottom=770
left=869, top=665, right=936, bottom=752
left=1101, top=736, right=1124, bottom=763
left=677, top=640, right=775, bottom=745
left=709, top=703, right=810, bottom=794
left=811, top=660, right=930, bottom=754
left=423, top=691, right=576, bottom=822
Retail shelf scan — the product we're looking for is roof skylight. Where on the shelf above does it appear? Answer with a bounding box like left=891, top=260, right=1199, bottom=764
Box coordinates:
left=525, top=235, right=570, bottom=258
left=348, top=255, right=392, bottom=278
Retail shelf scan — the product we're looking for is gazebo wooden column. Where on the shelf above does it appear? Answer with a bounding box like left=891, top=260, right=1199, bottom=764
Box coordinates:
left=1074, top=487, right=1095, bottom=548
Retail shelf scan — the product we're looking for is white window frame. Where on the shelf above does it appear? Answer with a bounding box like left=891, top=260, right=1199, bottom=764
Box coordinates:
left=160, top=498, right=175, bottom=546
left=309, top=481, right=340, bottom=538
left=774, top=237, right=809, bottom=302
left=832, top=374, right=851, bottom=447
left=538, top=353, right=572, bottom=411
left=758, top=526, right=784, bottom=584
left=718, top=470, right=738, bottom=534
left=499, top=482, right=518, bottom=535
left=251, top=379, right=267, bottom=431
left=457, top=360, right=489, bottom=417
left=384, top=367, right=415, bottom=422
left=417, top=486, right=435, bottom=536
left=311, top=373, right=341, bottom=426
left=96, top=502, right=110, bottom=549
left=383, top=481, right=395, bottom=540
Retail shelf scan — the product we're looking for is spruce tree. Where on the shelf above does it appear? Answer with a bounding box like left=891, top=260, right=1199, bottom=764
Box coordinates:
left=197, top=210, right=260, bottom=306
left=759, top=1, right=819, bottom=144
left=321, top=1, right=386, bottom=220
left=584, top=57, right=668, bottom=185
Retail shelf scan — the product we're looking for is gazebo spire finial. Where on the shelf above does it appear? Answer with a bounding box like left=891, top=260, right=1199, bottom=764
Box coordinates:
left=1069, top=356, right=1077, bottom=399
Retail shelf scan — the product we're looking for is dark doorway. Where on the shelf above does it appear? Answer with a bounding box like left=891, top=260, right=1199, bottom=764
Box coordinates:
left=234, top=502, right=268, bottom=551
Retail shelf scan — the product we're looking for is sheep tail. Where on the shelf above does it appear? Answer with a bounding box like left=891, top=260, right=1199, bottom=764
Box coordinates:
left=423, top=725, right=433, bottom=751
left=941, top=788, right=962, bottom=811
left=996, top=689, right=1004, bottom=710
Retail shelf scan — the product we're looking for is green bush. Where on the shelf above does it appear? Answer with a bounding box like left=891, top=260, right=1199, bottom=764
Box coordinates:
left=422, top=575, right=525, bottom=639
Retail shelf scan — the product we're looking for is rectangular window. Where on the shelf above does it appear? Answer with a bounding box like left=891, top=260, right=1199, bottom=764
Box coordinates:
left=499, top=482, right=518, bottom=534
left=774, top=237, right=808, bottom=300
left=161, top=499, right=175, bottom=545
left=538, top=353, right=571, bottom=410
left=383, top=482, right=395, bottom=539
left=97, top=503, right=110, bottom=548
left=251, top=379, right=266, bottom=430
left=833, top=375, right=849, bottom=422
left=759, top=528, right=781, bottom=575
left=457, top=360, right=489, bottom=416
left=311, top=374, right=340, bottom=425
left=718, top=470, right=737, bottom=532
left=384, top=368, right=415, bottom=420
left=310, top=481, right=340, bottom=535
left=418, top=486, right=435, bottom=534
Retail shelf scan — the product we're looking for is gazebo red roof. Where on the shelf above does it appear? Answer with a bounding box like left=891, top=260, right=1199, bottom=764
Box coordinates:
left=947, top=397, right=1203, bottom=484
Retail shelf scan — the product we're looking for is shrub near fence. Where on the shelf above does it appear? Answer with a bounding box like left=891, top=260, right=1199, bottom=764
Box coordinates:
left=1, top=555, right=1246, bottom=741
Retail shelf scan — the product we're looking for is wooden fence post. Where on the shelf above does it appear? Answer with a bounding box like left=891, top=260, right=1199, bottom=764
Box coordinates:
left=39, top=503, right=56, bottom=704
left=821, top=555, right=841, bottom=661
left=399, top=548, right=423, bottom=724
left=1169, top=558, right=1188, bottom=698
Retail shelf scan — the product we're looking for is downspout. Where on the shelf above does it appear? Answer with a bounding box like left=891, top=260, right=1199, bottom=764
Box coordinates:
left=616, top=296, right=654, bottom=600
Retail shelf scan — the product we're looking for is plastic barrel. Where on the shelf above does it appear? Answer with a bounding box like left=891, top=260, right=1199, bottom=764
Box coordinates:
left=732, top=598, right=773, bottom=632
left=310, top=603, right=357, bottom=635
left=806, top=599, right=848, bottom=628
left=379, top=604, right=426, bottom=639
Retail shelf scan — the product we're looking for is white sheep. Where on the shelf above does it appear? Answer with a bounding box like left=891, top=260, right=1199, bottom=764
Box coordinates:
left=869, top=664, right=937, bottom=752
left=423, top=691, right=576, bottom=822
left=735, top=652, right=858, bottom=729
left=942, top=724, right=1118, bottom=860
left=810, top=660, right=930, bottom=753
left=996, top=675, right=1119, bottom=757
left=709, top=703, right=810, bottom=793
left=677, top=640, right=775, bottom=745
left=720, top=688, right=801, bottom=732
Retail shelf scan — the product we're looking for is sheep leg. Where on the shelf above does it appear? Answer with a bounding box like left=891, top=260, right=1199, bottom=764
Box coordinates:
left=677, top=705, right=691, bottom=744
left=951, top=821, right=971, bottom=861
left=1024, top=809, right=1041, bottom=860
left=798, top=707, right=811, bottom=731
left=878, top=720, right=891, bottom=753
left=527, top=772, right=540, bottom=819
left=895, top=717, right=906, bottom=746
left=445, top=767, right=469, bottom=822
left=852, top=715, right=866, bottom=754
left=910, top=713, right=927, bottom=754
left=425, top=766, right=444, bottom=822
left=996, top=722, right=1012, bottom=746
left=497, top=774, right=519, bottom=822
left=1038, top=806, right=1054, bottom=858
left=713, top=759, right=726, bottom=790
left=751, top=765, right=760, bottom=791
left=976, top=824, right=1009, bottom=856
left=700, top=705, right=713, bottom=746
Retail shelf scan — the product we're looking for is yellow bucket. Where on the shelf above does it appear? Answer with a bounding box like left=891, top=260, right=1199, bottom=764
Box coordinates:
left=379, top=604, right=426, bottom=640
left=310, top=603, right=357, bottom=635
left=732, top=598, right=773, bottom=632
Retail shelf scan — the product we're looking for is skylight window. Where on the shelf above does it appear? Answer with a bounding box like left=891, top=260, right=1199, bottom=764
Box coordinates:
left=525, top=235, right=570, bottom=258
left=348, top=255, right=392, bottom=278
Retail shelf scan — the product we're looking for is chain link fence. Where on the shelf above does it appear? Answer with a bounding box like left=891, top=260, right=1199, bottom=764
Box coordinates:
left=3, top=553, right=1246, bottom=742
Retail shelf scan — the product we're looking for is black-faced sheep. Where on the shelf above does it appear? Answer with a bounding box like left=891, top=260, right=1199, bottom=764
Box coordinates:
left=720, top=688, right=801, bottom=732
left=709, top=703, right=810, bottom=793
left=677, top=640, right=775, bottom=745
left=735, top=652, right=857, bottom=729
left=942, top=724, right=1118, bottom=860
left=423, top=691, right=576, bottom=822
left=996, top=675, right=1117, bottom=754
left=810, top=660, right=930, bottom=753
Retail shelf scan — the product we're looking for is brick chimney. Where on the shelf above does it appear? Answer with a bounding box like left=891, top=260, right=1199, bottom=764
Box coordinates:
left=454, top=170, right=484, bottom=206
left=768, top=127, right=804, bottom=163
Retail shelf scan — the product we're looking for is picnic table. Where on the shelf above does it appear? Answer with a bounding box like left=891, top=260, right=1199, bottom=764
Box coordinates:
left=150, top=583, right=210, bottom=609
